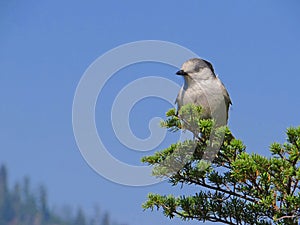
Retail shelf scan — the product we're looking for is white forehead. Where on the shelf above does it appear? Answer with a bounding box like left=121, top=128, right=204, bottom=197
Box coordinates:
left=181, top=58, right=210, bottom=73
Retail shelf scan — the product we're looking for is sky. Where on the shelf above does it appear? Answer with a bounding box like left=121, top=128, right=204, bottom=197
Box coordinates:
left=1, top=1, right=300, bottom=225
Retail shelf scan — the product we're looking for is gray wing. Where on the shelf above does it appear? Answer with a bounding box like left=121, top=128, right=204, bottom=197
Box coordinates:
left=216, top=77, right=232, bottom=108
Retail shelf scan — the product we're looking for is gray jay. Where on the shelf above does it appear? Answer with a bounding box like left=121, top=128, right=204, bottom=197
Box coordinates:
left=176, top=58, right=231, bottom=126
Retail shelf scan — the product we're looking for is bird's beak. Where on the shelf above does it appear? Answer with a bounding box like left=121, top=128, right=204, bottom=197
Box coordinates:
left=176, top=70, right=188, bottom=76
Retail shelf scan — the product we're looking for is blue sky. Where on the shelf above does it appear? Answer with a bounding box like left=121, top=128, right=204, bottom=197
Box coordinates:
left=1, top=1, right=300, bottom=225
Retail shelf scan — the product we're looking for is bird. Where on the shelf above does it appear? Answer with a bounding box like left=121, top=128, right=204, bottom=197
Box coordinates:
left=176, top=58, right=232, bottom=126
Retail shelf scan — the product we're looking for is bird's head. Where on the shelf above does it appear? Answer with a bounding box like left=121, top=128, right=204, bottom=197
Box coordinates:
left=176, top=58, right=216, bottom=81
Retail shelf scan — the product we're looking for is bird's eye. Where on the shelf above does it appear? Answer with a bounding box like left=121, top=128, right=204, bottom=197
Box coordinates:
left=194, top=65, right=201, bottom=72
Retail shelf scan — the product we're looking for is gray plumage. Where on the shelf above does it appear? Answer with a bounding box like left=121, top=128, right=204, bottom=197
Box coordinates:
left=176, top=58, right=231, bottom=126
